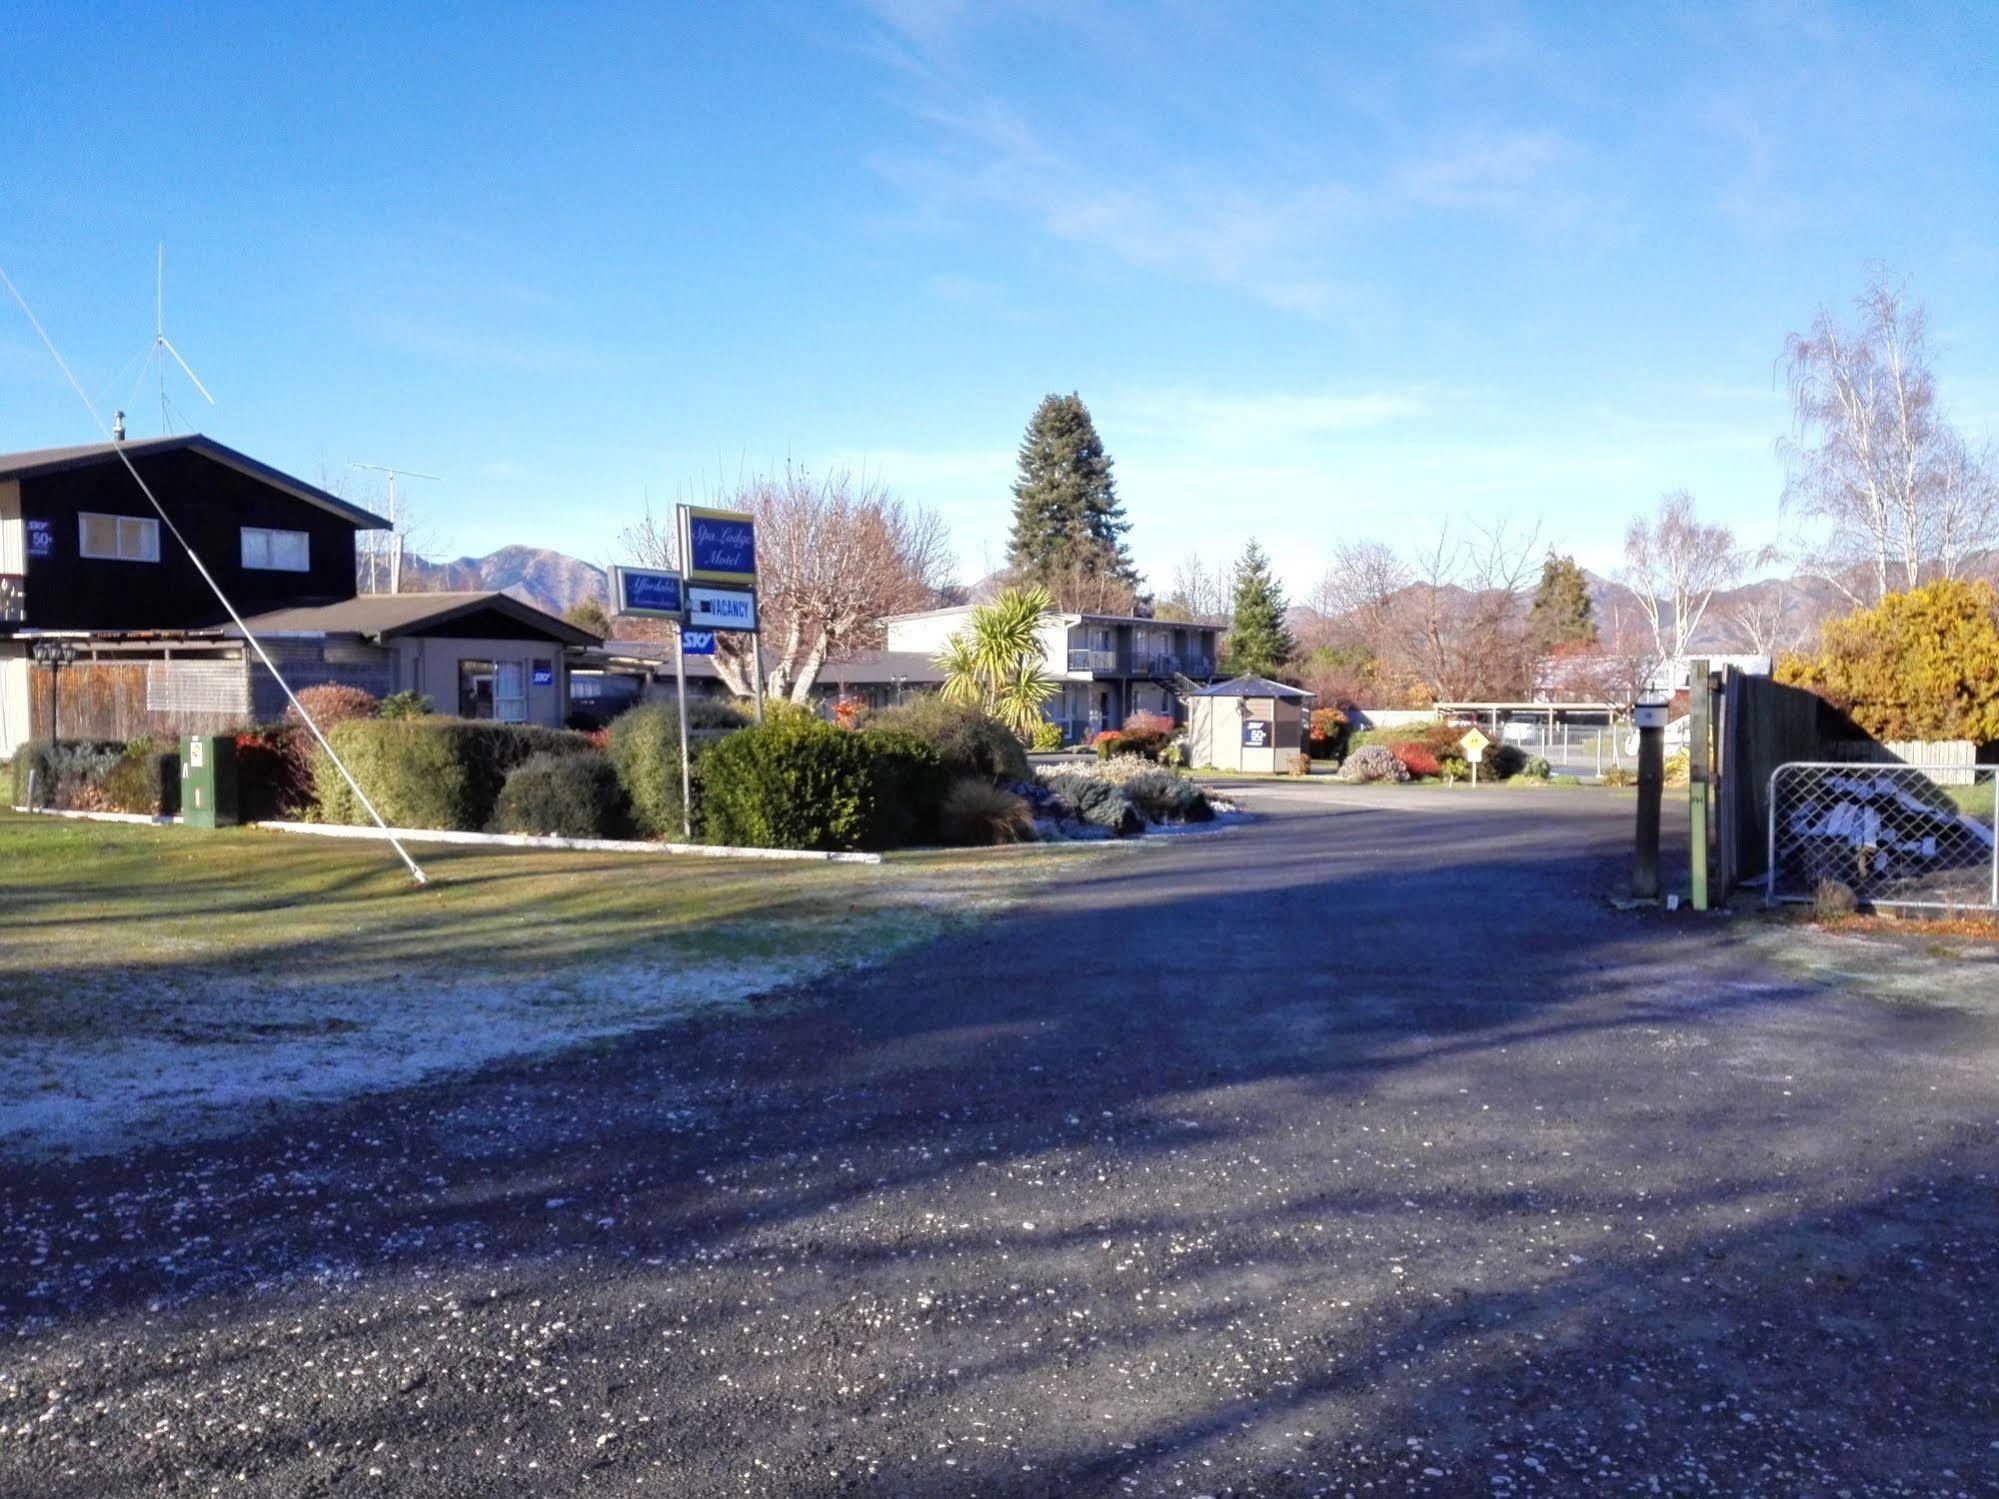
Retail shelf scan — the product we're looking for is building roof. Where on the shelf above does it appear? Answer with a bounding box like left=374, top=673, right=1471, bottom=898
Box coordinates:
left=1188, top=674, right=1314, bottom=700
left=585, top=642, right=948, bottom=685
left=232, top=590, right=596, bottom=645
left=0, top=434, right=391, bottom=530
left=883, top=602, right=1218, bottom=629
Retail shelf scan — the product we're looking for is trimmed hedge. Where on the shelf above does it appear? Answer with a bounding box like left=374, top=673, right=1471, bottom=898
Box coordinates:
left=861, top=726, right=950, bottom=848
left=313, top=718, right=593, bottom=831
left=490, top=751, right=627, bottom=838
left=103, top=739, right=180, bottom=815
left=866, top=698, right=1029, bottom=783
left=701, top=715, right=942, bottom=851
left=605, top=700, right=748, bottom=839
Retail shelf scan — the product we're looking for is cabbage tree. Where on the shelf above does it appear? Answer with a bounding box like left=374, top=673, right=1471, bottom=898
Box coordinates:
left=935, top=585, right=1059, bottom=737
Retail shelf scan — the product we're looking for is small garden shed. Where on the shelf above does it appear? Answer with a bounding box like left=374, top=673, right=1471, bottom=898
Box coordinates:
left=1185, top=675, right=1313, bottom=773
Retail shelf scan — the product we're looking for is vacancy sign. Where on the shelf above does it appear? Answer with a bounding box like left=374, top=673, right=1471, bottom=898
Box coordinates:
left=687, top=586, right=756, bottom=631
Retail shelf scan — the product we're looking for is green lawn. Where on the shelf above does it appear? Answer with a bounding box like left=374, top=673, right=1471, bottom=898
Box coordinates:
left=0, top=811, right=1085, bottom=1157
left=1948, top=780, right=1996, bottom=822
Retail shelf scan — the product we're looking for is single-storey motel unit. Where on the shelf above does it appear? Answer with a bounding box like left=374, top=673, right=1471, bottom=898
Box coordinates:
left=1183, top=675, right=1315, bottom=773
left=0, top=434, right=589, bottom=753
left=881, top=604, right=1223, bottom=743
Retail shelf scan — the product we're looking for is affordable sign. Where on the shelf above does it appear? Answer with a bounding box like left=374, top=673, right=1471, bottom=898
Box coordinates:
left=679, top=505, right=756, bottom=587
left=610, top=566, right=683, bottom=619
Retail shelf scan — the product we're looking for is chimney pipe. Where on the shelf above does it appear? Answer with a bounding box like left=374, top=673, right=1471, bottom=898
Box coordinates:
left=113, top=411, right=126, bottom=441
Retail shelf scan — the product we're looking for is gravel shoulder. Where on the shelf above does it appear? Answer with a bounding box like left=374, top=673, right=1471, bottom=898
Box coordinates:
left=2, top=788, right=1995, bottom=1496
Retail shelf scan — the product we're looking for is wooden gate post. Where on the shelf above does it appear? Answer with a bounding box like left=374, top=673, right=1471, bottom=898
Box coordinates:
left=1633, top=698, right=1668, bottom=903
left=1689, top=659, right=1711, bottom=910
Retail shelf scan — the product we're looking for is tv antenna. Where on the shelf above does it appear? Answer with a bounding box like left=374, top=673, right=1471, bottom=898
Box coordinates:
left=131, top=242, right=215, bottom=435
left=350, top=462, right=441, bottom=593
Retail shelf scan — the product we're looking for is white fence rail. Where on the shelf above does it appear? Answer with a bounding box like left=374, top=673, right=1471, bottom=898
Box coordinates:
left=1766, top=761, right=1998, bottom=911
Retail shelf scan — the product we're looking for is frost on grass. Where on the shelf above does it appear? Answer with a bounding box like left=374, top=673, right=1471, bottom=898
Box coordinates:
left=0, top=845, right=1084, bottom=1161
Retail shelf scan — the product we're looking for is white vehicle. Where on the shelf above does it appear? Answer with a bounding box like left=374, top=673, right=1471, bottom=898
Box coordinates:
left=1623, top=715, right=1691, bottom=758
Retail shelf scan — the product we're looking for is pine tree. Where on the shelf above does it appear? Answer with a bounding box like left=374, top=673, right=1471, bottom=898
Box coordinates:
left=1222, top=539, right=1295, bottom=679
left=1006, top=394, right=1135, bottom=592
left=1526, top=553, right=1598, bottom=654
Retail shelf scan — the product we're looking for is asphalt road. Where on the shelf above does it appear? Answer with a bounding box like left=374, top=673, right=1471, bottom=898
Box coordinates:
left=4, top=786, right=1996, bottom=1496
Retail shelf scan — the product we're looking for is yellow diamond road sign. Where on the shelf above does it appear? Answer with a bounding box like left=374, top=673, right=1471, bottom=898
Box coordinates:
left=1459, top=727, right=1492, bottom=754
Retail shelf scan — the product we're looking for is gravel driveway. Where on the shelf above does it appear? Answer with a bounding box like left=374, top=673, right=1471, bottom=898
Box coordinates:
left=4, top=786, right=1995, bottom=1495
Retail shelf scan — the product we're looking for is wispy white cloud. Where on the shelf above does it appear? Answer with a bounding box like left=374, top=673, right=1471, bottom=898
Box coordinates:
left=1106, top=386, right=1426, bottom=447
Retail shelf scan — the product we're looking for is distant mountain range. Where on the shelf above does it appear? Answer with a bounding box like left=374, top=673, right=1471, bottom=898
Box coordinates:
left=385, top=547, right=609, bottom=617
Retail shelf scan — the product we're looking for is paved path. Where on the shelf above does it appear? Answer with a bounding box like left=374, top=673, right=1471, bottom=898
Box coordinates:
left=3, top=787, right=1996, bottom=1495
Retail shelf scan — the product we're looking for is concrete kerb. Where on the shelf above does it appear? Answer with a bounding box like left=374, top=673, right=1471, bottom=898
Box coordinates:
left=9, top=806, right=884, bottom=865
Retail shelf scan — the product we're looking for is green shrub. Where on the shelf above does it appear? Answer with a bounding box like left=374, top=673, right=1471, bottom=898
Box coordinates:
left=10, top=739, right=125, bottom=809
left=314, top=719, right=592, bottom=831
left=235, top=725, right=315, bottom=820
left=1029, top=719, right=1064, bottom=752
left=490, top=752, right=627, bottom=838
left=1520, top=755, right=1553, bottom=782
left=605, top=701, right=748, bottom=839
left=377, top=690, right=433, bottom=719
left=1600, top=765, right=1638, bottom=788
left=1121, top=769, right=1213, bottom=824
left=859, top=727, right=949, bottom=848
left=939, top=777, right=1035, bottom=844
left=1478, top=743, right=1526, bottom=781
left=102, top=739, right=179, bottom=815
left=868, top=697, right=1029, bottom=783
left=700, top=715, right=885, bottom=851
left=1041, top=773, right=1142, bottom=834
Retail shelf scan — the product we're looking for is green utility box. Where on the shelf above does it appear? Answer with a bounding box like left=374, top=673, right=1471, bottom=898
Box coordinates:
left=180, top=733, right=239, bottom=828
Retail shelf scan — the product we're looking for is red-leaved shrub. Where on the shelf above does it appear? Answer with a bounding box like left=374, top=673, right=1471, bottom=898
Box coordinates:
left=1392, top=743, right=1441, bottom=778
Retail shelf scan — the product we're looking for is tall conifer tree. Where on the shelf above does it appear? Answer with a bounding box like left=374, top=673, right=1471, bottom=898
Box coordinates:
left=1006, top=394, right=1135, bottom=592
left=1223, top=539, right=1295, bottom=678
left=1525, top=554, right=1599, bottom=653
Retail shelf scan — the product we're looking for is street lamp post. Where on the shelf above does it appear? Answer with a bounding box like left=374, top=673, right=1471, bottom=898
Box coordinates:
left=30, top=640, right=78, bottom=744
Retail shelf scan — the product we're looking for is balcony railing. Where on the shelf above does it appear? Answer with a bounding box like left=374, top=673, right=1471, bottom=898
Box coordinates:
left=0, top=573, right=22, bottom=625
left=1066, top=648, right=1119, bottom=672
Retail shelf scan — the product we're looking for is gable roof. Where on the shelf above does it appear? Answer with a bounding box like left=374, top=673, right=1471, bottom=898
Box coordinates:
left=0, top=434, right=391, bottom=529
left=232, top=590, right=595, bottom=645
left=1188, top=674, right=1314, bottom=699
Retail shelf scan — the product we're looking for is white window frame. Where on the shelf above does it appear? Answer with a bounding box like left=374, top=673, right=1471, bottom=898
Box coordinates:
left=240, top=526, right=311, bottom=572
left=494, top=661, right=529, bottom=724
left=78, top=512, right=160, bottom=563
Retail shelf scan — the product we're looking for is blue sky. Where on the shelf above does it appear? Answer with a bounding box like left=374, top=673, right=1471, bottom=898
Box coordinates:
left=4, top=1, right=1997, bottom=594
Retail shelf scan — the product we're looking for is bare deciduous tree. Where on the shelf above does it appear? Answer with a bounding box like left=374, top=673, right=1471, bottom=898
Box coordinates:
left=1620, top=490, right=1748, bottom=660
left=1307, top=521, right=1541, bottom=702
left=1158, top=551, right=1232, bottom=622
left=1781, top=276, right=1997, bottom=602
left=619, top=465, right=950, bottom=703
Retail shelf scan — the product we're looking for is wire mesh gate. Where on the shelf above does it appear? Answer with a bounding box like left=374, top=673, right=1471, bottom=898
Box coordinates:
left=1766, top=762, right=1999, bottom=911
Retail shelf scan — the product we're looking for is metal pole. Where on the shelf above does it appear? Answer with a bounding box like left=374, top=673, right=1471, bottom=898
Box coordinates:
left=1634, top=716, right=1664, bottom=902
left=673, top=626, right=692, bottom=842
left=750, top=634, right=765, bottom=725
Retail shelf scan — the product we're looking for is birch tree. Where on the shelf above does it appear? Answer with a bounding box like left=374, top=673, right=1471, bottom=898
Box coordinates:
left=1619, top=490, right=1746, bottom=660
left=1781, top=277, right=1997, bottom=602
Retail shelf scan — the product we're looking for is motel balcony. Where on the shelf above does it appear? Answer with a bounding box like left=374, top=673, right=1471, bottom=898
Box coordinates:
left=0, top=573, right=22, bottom=627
